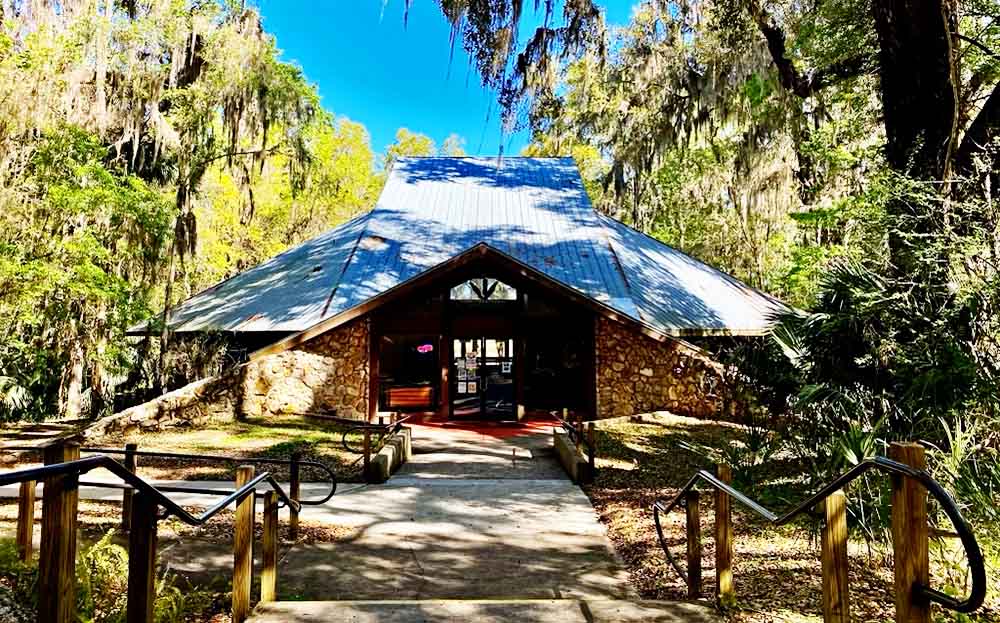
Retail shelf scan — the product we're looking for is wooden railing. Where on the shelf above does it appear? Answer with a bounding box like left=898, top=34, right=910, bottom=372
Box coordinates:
left=652, top=442, right=987, bottom=622
left=1, top=441, right=312, bottom=623
left=74, top=444, right=337, bottom=539
left=554, top=408, right=596, bottom=481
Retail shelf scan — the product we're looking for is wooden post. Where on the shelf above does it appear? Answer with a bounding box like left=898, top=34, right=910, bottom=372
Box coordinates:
left=39, top=442, right=80, bottom=623
left=126, top=492, right=158, bottom=623
left=586, top=422, right=596, bottom=481
left=121, top=442, right=138, bottom=531
left=16, top=480, right=35, bottom=562
left=363, top=429, right=372, bottom=482
left=685, top=490, right=702, bottom=598
left=820, top=489, right=850, bottom=623
left=289, top=452, right=301, bottom=540
left=715, top=463, right=734, bottom=607
left=232, top=466, right=255, bottom=623
left=261, top=490, right=278, bottom=603
left=890, top=443, right=929, bottom=623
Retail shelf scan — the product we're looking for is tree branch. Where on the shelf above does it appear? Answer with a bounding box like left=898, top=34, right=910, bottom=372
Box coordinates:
left=955, top=33, right=1000, bottom=61
left=745, top=0, right=870, bottom=98
left=956, top=82, right=1000, bottom=173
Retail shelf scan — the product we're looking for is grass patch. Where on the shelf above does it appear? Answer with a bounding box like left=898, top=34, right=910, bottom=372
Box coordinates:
left=586, top=412, right=1000, bottom=622
left=81, top=415, right=367, bottom=483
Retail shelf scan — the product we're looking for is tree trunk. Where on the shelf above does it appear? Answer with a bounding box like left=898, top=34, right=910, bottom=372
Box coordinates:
left=61, top=340, right=85, bottom=419
left=156, top=236, right=178, bottom=393
left=871, top=0, right=960, bottom=270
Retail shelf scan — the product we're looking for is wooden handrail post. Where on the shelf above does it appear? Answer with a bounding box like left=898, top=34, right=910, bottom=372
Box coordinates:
left=586, top=422, right=596, bottom=477
left=363, top=429, right=372, bottom=482
left=685, top=490, right=702, bottom=598
left=121, top=442, right=138, bottom=531
left=16, top=480, right=35, bottom=562
left=890, top=442, right=930, bottom=623
left=126, top=492, right=158, bottom=623
left=39, top=441, right=80, bottom=623
left=261, top=490, right=278, bottom=603
left=232, top=465, right=255, bottom=623
left=715, top=463, right=735, bottom=608
left=289, top=452, right=301, bottom=540
left=821, top=489, right=850, bottom=623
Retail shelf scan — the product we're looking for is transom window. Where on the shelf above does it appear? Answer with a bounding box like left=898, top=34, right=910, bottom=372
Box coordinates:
left=450, top=278, right=517, bottom=302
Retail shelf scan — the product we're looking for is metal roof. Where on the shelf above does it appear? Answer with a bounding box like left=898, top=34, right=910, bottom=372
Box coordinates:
left=152, top=157, right=783, bottom=336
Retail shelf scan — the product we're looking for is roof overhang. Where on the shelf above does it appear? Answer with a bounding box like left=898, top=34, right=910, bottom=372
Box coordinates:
left=249, top=242, right=707, bottom=360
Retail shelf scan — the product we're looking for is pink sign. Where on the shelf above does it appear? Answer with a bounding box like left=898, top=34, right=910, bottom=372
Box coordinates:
left=417, top=343, right=434, bottom=353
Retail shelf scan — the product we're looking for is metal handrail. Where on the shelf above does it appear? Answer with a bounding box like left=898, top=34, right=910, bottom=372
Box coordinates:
left=340, top=415, right=412, bottom=456
left=553, top=413, right=595, bottom=458
left=79, top=447, right=337, bottom=504
left=7, top=446, right=338, bottom=505
left=0, top=455, right=301, bottom=525
left=652, top=456, right=987, bottom=613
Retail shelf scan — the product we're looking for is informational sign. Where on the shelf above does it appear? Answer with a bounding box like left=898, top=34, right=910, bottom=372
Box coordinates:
left=457, top=382, right=467, bottom=394
left=467, top=381, right=477, bottom=394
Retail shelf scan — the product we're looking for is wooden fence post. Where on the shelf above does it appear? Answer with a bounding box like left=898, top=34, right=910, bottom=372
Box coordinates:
left=232, top=466, right=255, bottom=623
left=121, top=443, right=138, bottom=531
left=289, top=452, right=301, bottom=540
left=39, top=441, right=80, bottom=623
left=126, top=492, right=158, bottom=623
left=890, top=443, right=929, bottom=623
left=586, top=422, right=596, bottom=481
left=821, top=489, right=850, bottom=623
left=261, top=490, right=278, bottom=603
left=715, top=463, right=734, bottom=607
left=16, top=480, right=35, bottom=562
left=363, top=429, right=372, bottom=482
left=685, top=490, right=702, bottom=598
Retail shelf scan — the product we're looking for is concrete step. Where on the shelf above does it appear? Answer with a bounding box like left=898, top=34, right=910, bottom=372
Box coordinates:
left=250, top=598, right=720, bottom=622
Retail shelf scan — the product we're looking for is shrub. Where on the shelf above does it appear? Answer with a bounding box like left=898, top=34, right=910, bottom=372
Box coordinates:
left=0, top=534, right=218, bottom=623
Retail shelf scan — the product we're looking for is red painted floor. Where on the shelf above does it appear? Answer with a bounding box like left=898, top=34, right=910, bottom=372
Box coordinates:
left=406, top=412, right=559, bottom=439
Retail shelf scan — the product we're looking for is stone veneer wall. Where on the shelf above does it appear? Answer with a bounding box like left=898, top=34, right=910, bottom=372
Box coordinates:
left=595, top=317, right=723, bottom=420
left=86, top=319, right=370, bottom=437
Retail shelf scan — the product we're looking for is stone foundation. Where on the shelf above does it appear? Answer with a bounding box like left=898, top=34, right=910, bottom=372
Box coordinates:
left=87, top=319, right=370, bottom=437
left=595, top=317, right=723, bottom=420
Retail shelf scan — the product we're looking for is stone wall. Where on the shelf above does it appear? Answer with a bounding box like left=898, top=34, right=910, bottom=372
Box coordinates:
left=594, top=317, right=724, bottom=420
left=86, top=319, right=370, bottom=437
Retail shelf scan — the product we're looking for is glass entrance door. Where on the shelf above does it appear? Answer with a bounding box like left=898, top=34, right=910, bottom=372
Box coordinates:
left=451, top=337, right=515, bottom=420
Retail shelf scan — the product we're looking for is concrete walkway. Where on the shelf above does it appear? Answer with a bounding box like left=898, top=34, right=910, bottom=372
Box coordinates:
left=1, top=422, right=718, bottom=620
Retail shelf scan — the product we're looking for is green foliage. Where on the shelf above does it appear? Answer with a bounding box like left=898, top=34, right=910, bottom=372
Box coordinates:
left=0, top=3, right=387, bottom=420
left=384, top=128, right=438, bottom=169
left=0, top=534, right=218, bottom=623
left=0, top=125, right=174, bottom=421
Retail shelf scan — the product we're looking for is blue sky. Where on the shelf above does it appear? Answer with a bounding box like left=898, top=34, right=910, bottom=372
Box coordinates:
left=255, top=1, right=636, bottom=159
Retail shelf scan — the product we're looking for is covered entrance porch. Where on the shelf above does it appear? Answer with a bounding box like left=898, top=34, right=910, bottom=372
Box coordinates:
left=369, top=249, right=596, bottom=423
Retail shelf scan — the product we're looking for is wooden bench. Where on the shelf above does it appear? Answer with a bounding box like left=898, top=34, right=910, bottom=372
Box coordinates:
left=386, top=386, right=434, bottom=409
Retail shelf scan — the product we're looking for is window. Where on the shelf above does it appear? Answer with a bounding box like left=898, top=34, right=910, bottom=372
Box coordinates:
left=449, top=278, right=517, bottom=302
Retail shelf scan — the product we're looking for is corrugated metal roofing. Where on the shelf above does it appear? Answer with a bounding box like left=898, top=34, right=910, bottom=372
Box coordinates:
left=154, top=156, right=783, bottom=336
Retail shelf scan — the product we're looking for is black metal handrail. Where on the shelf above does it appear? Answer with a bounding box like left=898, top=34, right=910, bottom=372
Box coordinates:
left=0, top=455, right=301, bottom=525
left=80, top=447, right=337, bottom=504
left=340, top=415, right=412, bottom=456
left=652, top=456, right=987, bottom=613
left=7, top=446, right=338, bottom=505
left=553, top=412, right=595, bottom=458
